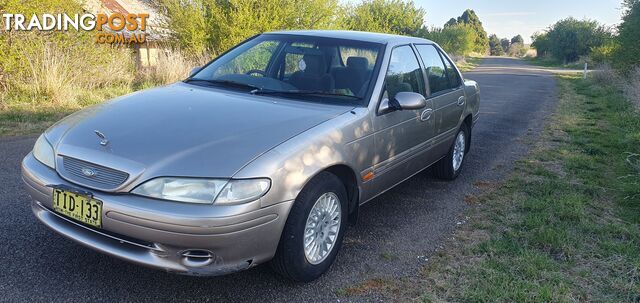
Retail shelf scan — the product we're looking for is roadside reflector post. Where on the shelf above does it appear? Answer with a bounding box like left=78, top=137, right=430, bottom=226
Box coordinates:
left=583, top=63, right=588, bottom=79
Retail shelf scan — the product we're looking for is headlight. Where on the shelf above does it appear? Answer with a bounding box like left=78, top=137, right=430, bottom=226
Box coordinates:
left=215, top=179, right=271, bottom=205
left=33, top=134, right=55, bottom=169
left=131, top=178, right=270, bottom=205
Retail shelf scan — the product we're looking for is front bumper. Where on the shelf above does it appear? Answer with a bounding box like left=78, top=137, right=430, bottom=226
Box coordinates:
left=21, top=153, right=293, bottom=276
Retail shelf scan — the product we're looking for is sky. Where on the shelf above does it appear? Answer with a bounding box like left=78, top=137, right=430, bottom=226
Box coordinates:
left=415, top=0, right=625, bottom=43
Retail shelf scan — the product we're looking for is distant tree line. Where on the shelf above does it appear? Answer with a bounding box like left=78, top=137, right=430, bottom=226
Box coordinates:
left=531, top=0, right=639, bottom=72
left=487, top=34, right=527, bottom=57
left=157, top=0, right=493, bottom=57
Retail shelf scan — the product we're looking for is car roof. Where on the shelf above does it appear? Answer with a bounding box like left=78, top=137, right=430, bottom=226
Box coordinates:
left=264, top=30, right=434, bottom=45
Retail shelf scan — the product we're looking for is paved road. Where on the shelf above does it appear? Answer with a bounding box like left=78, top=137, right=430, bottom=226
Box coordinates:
left=0, top=57, right=556, bottom=302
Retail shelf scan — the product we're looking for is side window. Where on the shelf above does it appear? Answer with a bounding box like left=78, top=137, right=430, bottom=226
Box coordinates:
left=415, top=44, right=449, bottom=95
left=383, top=45, right=425, bottom=100
left=440, top=52, right=461, bottom=88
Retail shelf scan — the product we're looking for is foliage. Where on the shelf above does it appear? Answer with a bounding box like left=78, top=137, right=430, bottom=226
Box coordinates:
left=500, top=38, right=510, bottom=53
left=510, top=34, right=524, bottom=45
left=341, top=0, right=425, bottom=36
left=507, top=42, right=528, bottom=57
left=0, top=0, right=135, bottom=105
left=612, top=0, right=640, bottom=72
left=488, top=34, right=504, bottom=55
left=158, top=0, right=341, bottom=56
left=424, top=24, right=475, bottom=56
left=154, top=0, right=212, bottom=56
left=590, top=40, right=618, bottom=64
left=444, top=9, right=489, bottom=53
left=531, top=17, right=612, bottom=63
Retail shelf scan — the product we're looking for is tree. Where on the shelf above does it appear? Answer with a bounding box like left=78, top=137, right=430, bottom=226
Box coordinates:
left=488, top=34, right=504, bottom=55
left=612, top=0, right=640, bottom=72
left=159, top=0, right=341, bottom=56
left=342, top=0, right=426, bottom=36
left=531, top=32, right=551, bottom=58
left=500, top=38, right=510, bottom=53
left=445, top=9, right=489, bottom=53
left=531, top=17, right=612, bottom=63
left=508, top=42, right=528, bottom=57
left=511, top=34, right=524, bottom=45
left=425, top=24, right=475, bottom=56
left=444, top=18, right=458, bottom=27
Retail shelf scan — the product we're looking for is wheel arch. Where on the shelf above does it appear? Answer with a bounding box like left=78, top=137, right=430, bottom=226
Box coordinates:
left=463, top=114, right=473, bottom=152
left=318, top=164, right=360, bottom=226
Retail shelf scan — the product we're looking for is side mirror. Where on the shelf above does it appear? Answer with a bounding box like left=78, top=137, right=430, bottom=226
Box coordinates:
left=189, top=66, right=202, bottom=77
left=378, top=92, right=427, bottom=115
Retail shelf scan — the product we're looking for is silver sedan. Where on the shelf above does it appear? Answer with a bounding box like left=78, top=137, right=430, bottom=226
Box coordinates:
left=22, top=30, right=479, bottom=282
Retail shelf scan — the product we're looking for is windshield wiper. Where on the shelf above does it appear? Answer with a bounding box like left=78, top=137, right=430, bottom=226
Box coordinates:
left=184, top=78, right=262, bottom=90
left=250, top=89, right=362, bottom=100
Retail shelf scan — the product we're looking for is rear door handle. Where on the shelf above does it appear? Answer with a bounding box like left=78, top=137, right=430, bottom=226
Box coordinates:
left=457, top=96, right=466, bottom=106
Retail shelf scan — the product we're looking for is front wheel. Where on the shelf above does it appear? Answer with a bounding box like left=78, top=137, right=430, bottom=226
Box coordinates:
left=433, top=124, right=469, bottom=180
left=270, top=172, right=348, bottom=282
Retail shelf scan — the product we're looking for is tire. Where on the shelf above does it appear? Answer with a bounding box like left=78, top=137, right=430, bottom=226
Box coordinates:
left=433, top=123, right=470, bottom=180
left=270, top=171, right=348, bottom=282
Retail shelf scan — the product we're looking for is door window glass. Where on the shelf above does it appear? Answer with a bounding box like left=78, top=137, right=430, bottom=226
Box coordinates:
left=415, top=44, right=449, bottom=94
left=383, top=45, right=425, bottom=100
left=440, top=52, right=461, bottom=88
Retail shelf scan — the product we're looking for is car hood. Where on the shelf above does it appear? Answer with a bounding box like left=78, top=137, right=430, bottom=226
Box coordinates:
left=46, top=82, right=354, bottom=180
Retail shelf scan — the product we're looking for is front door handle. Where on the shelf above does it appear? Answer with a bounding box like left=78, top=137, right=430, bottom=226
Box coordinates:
left=457, top=96, right=466, bottom=106
left=420, top=108, right=433, bottom=121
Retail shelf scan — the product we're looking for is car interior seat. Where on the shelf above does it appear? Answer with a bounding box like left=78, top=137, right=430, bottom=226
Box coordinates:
left=288, top=54, right=335, bottom=92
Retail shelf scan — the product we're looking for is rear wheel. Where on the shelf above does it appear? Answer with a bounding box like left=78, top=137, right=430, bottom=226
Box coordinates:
left=270, top=172, right=347, bottom=282
left=433, top=124, right=469, bottom=180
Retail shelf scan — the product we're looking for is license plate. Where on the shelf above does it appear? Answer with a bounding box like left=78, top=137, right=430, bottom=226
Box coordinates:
left=52, top=189, right=102, bottom=228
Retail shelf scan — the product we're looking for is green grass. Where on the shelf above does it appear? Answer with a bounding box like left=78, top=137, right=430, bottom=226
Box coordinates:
left=457, top=56, right=484, bottom=72
left=525, top=57, right=587, bottom=70
left=358, top=75, right=640, bottom=302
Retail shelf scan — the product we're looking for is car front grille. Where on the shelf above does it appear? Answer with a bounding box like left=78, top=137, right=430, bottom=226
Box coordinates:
left=59, top=156, right=129, bottom=190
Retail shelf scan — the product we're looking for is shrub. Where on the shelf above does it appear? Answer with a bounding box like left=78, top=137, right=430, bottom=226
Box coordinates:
left=0, top=0, right=135, bottom=105
left=531, top=17, right=613, bottom=63
left=424, top=24, right=475, bottom=56
left=590, top=40, right=618, bottom=64
left=623, top=66, right=640, bottom=109
left=140, top=49, right=210, bottom=85
left=612, top=0, right=640, bottom=73
left=591, top=63, right=618, bottom=85
left=341, top=0, right=425, bottom=36
left=158, top=0, right=341, bottom=56
left=507, top=42, right=528, bottom=57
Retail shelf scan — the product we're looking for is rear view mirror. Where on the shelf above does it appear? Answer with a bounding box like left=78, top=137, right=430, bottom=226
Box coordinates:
left=378, top=92, right=427, bottom=115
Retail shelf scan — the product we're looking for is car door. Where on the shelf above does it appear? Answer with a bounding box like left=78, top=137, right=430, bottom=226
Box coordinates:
left=370, top=45, right=435, bottom=193
left=414, top=44, right=466, bottom=156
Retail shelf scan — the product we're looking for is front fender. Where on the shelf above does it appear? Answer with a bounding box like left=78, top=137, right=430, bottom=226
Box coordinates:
left=233, top=107, right=374, bottom=208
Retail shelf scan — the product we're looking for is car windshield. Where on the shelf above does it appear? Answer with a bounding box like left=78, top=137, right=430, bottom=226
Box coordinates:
left=188, top=34, right=383, bottom=105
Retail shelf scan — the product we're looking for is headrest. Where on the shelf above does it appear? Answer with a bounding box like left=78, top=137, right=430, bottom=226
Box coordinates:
left=301, top=54, right=327, bottom=75
left=347, top=57, right=369, bottom=70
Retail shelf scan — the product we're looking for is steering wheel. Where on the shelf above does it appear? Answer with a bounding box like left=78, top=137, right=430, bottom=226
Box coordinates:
left=245, top=69, right=266, bottom=77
